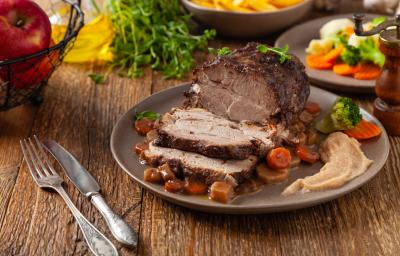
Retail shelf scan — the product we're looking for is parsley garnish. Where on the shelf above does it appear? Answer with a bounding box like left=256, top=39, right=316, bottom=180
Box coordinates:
left=134, top=110, right=161, bottom=121
left=88, top=74, right=106, bottom=84
left=208, top=47, right=231, bottom=56
left=109, top=0, right=216, bottom=79
left=256, top=44, right=292, bottom=64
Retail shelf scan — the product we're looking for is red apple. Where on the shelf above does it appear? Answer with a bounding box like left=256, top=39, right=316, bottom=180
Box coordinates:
left=3, top=42, right=60, bottom=89
left=0, top=0, right=52, bottom=61
left=0, top=0, right=52, bottom=89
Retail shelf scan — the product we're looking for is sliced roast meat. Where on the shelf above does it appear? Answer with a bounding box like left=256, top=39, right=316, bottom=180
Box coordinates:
left=142, top=143, right=258, bottom=185
left=186, top=42, right=310, bottom=125
left=154, top=108, right=277, bottom=159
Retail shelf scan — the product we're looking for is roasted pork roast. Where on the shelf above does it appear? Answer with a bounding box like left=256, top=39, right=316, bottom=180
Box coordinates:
left=154, top=108, right=277, bottom=159
left=142, top=143, right=258, bottom=185
left=186, top=42, right=310, bottom=124
left=139, top=42, right=312, bottom=195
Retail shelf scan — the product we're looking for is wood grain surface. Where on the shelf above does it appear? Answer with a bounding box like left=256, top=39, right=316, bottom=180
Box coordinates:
left=2, top=1, right=399, bottom=255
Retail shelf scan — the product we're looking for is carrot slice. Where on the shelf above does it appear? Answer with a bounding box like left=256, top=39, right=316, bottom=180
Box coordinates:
left=353, top=64, right=381, bottom=80
left=184, top=179, right=208, bottom=195
left=306, top=55, right=334, bottom=70
left=295, top=144, right=319, bottom=164
left=267, top=147, right=292, bottom=170
left=323, top=45, right=344, bottom=63
left=344, top=120, right=382, bottom=140
left=344, top=26, right=354, bottom=37
left=305, top=101, right=321, bottom=115
left=333, top=63, right=361, bottom=76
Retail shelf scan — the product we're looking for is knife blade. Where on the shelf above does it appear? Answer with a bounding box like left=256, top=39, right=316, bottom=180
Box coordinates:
left=43, top=140, right=137, bottom=248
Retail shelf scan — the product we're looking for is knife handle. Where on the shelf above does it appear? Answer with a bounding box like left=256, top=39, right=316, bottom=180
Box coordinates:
left=55, top=187, right=118, bottom=256
left=91, top=194, right=138, bottom=248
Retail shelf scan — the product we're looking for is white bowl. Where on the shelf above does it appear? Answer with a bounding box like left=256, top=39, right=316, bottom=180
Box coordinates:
left=181, top=0, right=314, bottom=37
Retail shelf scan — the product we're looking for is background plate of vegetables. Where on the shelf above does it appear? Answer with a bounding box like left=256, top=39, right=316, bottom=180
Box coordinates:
left=276, top=14, right=385, bottom=93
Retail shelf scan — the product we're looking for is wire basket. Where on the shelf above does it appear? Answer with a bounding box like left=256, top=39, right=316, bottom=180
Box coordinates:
left=0, top=0, right=84, bottom=111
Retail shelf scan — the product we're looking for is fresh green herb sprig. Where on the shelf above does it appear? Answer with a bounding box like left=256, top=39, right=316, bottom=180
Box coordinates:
left=208, top=47, right=231, bottom=56
left=88, top=74, right=106, bottom=84
left=109, top=0, right=216, bottom=79
left=134, top=110, right=161, bottom=121
left=256, top=44, right=292, bottom=63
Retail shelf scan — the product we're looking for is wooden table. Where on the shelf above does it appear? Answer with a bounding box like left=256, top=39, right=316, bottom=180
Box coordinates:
left=1, top=1, right=400, bottom=255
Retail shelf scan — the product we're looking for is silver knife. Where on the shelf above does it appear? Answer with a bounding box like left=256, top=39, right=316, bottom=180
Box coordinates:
left=43, top=140, right=138, bottom=248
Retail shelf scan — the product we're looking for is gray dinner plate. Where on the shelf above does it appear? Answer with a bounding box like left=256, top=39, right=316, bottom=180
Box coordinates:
left=275, top=14, right=383, bottom=93
left=110, top=84, right=389, bottom=214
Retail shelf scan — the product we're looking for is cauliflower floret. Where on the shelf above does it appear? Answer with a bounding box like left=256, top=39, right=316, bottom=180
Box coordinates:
left=348, top=34, right=366, bottom=47
left=320, top=18, right=354, bottom=39
left=306, top=38, right=334, bottom=55
left=348, top=22, right=380, bottom=48
left=363, top=22, right=381, bottom=45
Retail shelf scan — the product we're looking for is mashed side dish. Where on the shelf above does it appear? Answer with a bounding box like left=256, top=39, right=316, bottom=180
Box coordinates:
left=282, top=132, right=373, bottom=196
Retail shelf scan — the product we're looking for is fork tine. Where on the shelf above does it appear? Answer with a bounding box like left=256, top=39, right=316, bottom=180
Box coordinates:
left=20, top=139, right=44, bottom=179
left=33, top=135, right=58, bottom=175
left=27, top=137, right=51, bottom=177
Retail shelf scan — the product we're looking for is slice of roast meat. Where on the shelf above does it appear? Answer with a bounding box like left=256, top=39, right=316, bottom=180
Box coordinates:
left=142, top=143, right=258, bottom=185
left=185, top=42, right=310, bottom=125
left=154, top=108, right=277, bottom=159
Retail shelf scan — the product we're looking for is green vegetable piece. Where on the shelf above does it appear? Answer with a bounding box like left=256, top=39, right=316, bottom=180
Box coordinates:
left=134, top=110, right=161, bottom=121
left=208, top=47, right=231, bottom=56
left=359, top=38, right=385, bottom=67
left=257, top=44, right=292, bottom=64
left=315, top=97, right=362, bottom=134
left=341, top=46, right=361, bottom=66
left=315, top=115, right=336, bottom=134
left=371, top=17, right=386, bottom=26
left=88, top=74, right=106, bottom=84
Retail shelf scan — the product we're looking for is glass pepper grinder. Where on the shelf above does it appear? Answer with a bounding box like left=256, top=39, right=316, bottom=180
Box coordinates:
left=354, top=14, right=400, bottom=135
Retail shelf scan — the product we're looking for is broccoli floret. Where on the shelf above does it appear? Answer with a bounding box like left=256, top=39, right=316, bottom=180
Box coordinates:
left=316, top=97, right=362, bottom=134
left=341, top=46, right=361, bottom=66
left=359, top=38, right=385, bottom=67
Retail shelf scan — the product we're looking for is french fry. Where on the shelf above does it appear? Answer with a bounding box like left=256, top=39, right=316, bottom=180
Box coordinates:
left=247, top=0, right=278, bottom=11
left=191, top=0, right=304, bottom=12
left=270, top=0, right=303, bottom=8
left=220, top=0, right=253, bottom=11
left=192, top=0, right=215, bottom=8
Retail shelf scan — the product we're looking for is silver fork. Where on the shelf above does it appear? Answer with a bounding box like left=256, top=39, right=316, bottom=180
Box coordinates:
left=20, top=136, right=119, bottom=256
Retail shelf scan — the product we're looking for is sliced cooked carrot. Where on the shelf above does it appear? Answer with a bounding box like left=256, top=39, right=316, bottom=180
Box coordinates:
left=344, top=119, right=382, bottom=140
left=306, top=55, right=334, bottom=70
left=323, top=45, right=344, bottom=63
left=344, top=26, right=354, bottom=37
left=305, top=101, right=321, bottom=115
left=295, top=144, right=319, bottom=164
left=333, top=63, right=361, bottom=76
left=267, top=147, right=292, bottom=170
left=353, top=64, right=381, bottom=80
left=184, top=179, right=208, bottom=195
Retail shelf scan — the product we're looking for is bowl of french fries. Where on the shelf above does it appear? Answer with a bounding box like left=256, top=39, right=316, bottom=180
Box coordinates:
left=181, top=0, right=314, bottom=37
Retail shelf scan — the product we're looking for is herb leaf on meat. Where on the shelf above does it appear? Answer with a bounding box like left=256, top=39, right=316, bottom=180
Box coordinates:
left=208, top=47, right=231, bottom=56
left=257, top=44, right=292, bottom=63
